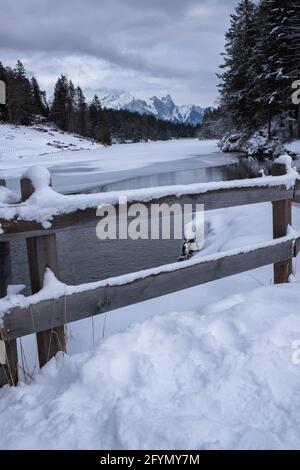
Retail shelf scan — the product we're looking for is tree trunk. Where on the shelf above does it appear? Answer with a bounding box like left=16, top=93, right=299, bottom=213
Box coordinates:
left=268, top=106, right=272, bottom=141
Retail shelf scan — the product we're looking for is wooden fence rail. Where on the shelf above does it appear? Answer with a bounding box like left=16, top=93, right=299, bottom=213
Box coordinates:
left=1, top=236, right=299, bottom=343
left=0, top=183, right=297, bottom=242
left=0, top=161, right=299, bottom=386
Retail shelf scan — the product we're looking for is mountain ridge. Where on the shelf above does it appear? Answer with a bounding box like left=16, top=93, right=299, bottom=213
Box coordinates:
left=101, top=91, right=207, bottom=126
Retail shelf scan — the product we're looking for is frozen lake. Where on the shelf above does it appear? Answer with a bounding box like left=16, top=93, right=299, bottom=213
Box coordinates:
left=8, top=138, right=271, bottom=290
left=2, top=136, right=239, bottom=193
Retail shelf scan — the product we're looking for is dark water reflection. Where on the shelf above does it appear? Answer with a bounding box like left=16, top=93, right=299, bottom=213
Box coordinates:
left=11, top=156, right=272, bottom=292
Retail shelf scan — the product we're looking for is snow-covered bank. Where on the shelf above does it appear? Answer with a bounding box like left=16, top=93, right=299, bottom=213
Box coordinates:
left=0, top=124, right=227, bottom=184
left=1, top=281, right=300, bottom=450
left=0, top=123, right=102, bottom=162
left=218, top=127, right=300, bottom=161
left=219, top=130, right=287, bottom=159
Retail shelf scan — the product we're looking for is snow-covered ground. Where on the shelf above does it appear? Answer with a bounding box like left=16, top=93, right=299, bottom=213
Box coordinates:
left=1, top=124, right=300, bottom=450
left=0, top=123, right=237, bottom=193
left=1, top=280, right=300, bottom=450
left=0, top=123, right=102, bottom=167
left=1, top=200, right=300, bottom=450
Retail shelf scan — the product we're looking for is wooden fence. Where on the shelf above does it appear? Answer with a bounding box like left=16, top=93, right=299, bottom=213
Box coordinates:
left=0, top=161, right=300, bottom=386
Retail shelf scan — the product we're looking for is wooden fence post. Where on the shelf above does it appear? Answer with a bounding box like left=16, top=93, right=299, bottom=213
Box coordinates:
left=20, top=177, right=66, bottom=368
left=0, top=179, right=18, bottom=386
left=272, top=162, right=292, bottom=284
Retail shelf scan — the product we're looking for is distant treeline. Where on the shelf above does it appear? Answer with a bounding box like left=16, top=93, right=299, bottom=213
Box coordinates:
left=199, top=0, right=300, bottom=142
left=0, top=60, right=196, bottom=145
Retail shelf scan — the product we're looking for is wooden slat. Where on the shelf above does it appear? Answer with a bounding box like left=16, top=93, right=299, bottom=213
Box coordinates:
left=294, top=179, right=300, bottom=203
left=1, top=238, right=295, bottom=341
left=295, top=237, right=300, bottom=257
left=21, top=178, right=66, bottom=368
left=272, top=163, right=292, bottom=284
left=0, top=184, right=295, bottom=241
left=0, top=241, right=11, bottom=298
left=0, top=180, right=18, bottom=387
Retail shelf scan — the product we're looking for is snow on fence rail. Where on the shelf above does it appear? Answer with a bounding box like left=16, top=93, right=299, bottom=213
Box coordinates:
left=0, top=158, right=300, bottom=386
left=0, top=161, right=299, bottom=240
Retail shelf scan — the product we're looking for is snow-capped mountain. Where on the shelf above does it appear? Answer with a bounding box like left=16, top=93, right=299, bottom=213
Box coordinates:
left=101, top=91, right=206, bottom=126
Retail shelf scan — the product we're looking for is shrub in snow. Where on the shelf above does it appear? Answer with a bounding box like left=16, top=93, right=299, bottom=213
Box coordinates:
left=219, top=129, right=288, bottom=160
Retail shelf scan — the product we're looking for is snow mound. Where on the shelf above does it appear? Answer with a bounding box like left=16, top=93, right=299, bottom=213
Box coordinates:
left=0, top=185, right=19, bottom=204
left=23, top=165, right=51, bottom=190
left=286, top=140, right=300, bottom=158
left=274, top=154, right=293, bottom=170
left=1, top=282, right=300, bottom=450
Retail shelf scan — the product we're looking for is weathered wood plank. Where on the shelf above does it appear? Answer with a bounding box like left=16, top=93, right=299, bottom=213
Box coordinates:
left=0, top=241, right=11, bottom=299
left=0, top=180, right=18, bottom=386
left=1, top=239, right=295, bottom=341
left=21, top=178, right=66, bottom=368
left=294, top=179, right=300, bottom=203
left=295, top=237, right=300, bottom=257
left=0, top=184, right=295, bottom=241
left=272, top=163, right=292, bottom=284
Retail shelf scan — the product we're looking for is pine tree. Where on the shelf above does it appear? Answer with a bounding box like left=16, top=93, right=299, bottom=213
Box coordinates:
left=74, top=86, right=87, bottom=135
left=218, top=0, right=300, bottom=141
left=98, top=109, right=112, bottom=146
left=251, top=1, right=292, bottom=138
left=50, top=75, right=69, bottom=130
left=287, top=0, right=300, bottom=137
left=87, top=95, right=112, bottom=144
left=7, top=60, right=33, bottom=124
left=218, top=0, right=258, bottom=130
left=14, top=60, right=27, bottom=80
left=31, top=76, right=48, bottom=117
left=287, top=0, right=300, bottom=78
left=66, top=80, right=75, bottom=132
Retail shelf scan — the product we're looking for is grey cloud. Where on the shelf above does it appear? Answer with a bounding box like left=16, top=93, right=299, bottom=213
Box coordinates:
left=0, top=0, right=239, bottom=106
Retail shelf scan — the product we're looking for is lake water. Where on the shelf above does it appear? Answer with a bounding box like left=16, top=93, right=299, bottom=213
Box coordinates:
left=10, top=151, right=271, bottom=292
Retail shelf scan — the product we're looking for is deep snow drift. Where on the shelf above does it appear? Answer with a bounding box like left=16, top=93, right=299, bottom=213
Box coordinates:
left=1, top=281, right=300, bottom=450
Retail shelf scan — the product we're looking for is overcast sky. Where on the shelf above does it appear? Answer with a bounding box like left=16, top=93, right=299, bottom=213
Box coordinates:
left=0, top=0, right=239, bottom=107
